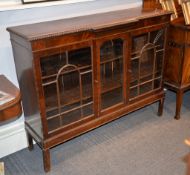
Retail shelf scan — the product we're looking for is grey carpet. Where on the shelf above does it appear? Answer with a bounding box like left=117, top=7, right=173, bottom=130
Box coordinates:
left=1, top=90, right=190, bottom=175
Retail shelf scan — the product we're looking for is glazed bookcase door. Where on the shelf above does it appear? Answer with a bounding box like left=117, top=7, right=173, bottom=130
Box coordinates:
left=39, top=45, right=94, bottom=134
left=99, top=38, right=125, bottom=111
left=129, top=29, right=165, bottom=100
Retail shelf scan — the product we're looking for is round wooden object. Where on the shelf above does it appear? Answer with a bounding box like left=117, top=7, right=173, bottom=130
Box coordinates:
left=0, top=75, right=22, bottom=122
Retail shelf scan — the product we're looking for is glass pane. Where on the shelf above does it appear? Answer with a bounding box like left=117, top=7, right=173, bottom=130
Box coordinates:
left=131, top=59, right=139, bottom=85
left=82, top=98, right=93, bottom=116
left=150, top=29, right=165, bottom=50
left=100, top=39, right=124, bottom=110
left=101, top=87, right=123, bottom=109
left=43, top=83, right=58, bottom=116
left=40, top=47, right=93, bottom=133
left=48, top=109, right=81, bottom=132
left=140, top=45, right=154, bottom=82
left=155, top=51, right=164, bottom=78
left=41, top=53, right=66, bottom=77
left=129, top=87, right=138, bottom=99
left=132, top=34, right=148, bottom=54
left=130, top=79, right=138, bottom=87
left=58, top=70, right=80, bottom=107
left=139, top=44, right=155, bottom=95
left=140, top=82, right=152, bottom=95
left=154, top=78, right=161, bottom=89
left=81, top=69, right=93, bottom=103
left=69, top=47, right=91, bottom=68
left=140, top=75, right=152, bottom=83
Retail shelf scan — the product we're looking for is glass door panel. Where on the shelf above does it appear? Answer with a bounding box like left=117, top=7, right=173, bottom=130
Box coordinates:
left=40, top=47, right=93, bottom=133
left=100, top=39, right=124, bottom=110
left=129, top=29, right=165, bottom=100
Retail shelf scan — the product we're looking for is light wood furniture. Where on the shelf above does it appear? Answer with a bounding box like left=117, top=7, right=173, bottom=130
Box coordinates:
left=178, top=0, right=190, bottom=25
left=143, top=0, right=161, bottom=10
left=7, top=7, right=171, bottom=172
left=0, top=75, right=22, bottom=123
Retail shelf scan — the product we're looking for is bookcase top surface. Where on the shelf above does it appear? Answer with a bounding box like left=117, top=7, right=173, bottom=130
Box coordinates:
left=7, top=7, right=171, bottom=41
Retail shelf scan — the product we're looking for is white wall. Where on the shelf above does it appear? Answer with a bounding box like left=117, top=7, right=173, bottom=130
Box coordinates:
left=0, top=0, right=141, bottom=157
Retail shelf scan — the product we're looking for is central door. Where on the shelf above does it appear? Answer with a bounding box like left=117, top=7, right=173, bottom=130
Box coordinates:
left=97, top=35, right=127, bottom=114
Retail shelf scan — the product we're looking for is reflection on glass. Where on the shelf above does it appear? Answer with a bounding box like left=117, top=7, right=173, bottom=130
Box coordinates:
left=140, top=44, right=155, bottom=81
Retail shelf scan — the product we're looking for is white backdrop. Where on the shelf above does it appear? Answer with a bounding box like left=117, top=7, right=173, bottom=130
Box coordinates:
left=0, top=0, right=141, bottom=157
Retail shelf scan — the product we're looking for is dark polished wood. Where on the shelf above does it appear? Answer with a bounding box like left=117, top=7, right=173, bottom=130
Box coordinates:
left=43, top=149, right=50, bottom=172
left=164, top=18, right=190, bottom=119
left=0, top=75, right=22, bottom=123
left=158, top=96, right=165, bottom=116
left=7, top=7, right=171, bottom=172
left=143, top=0, right=190, bottom=119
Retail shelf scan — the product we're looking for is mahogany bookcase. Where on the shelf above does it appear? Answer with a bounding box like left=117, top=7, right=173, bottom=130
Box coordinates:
left=7, top=7, right=171, bottom=172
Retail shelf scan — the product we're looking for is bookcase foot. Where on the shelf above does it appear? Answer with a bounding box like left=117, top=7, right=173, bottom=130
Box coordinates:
left=43, top=149, right=51, bottom=172
left=158, top=97, right=165, bottom=117
left=174, top=90, right=183, bottom=120
left=26, top=132, right=34, bottom=151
